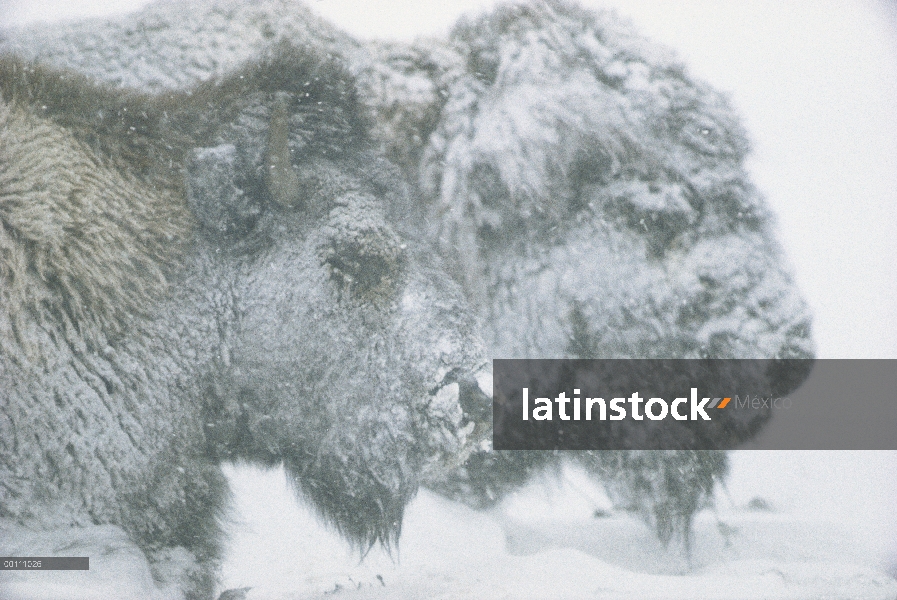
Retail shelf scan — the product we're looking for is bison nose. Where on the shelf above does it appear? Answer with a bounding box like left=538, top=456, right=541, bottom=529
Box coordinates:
left=436, top=366, right=493, bottom=449
left=460, top=369, right=493, bottom=429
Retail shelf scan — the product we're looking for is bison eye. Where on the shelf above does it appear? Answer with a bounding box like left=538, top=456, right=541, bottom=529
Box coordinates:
left=322, top=227, right=406, bottom=305
left=187, top=144, right=263, bottom=238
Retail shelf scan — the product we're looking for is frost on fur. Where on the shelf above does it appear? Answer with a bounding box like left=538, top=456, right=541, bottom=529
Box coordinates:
left=0, top=0, right=816, bottom=591
left=407, top=0, right=814, bottom=550
left=0, top=44, right=490, bottom=600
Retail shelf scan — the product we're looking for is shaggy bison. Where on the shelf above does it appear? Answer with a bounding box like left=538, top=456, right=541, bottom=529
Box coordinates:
left=0, top=47, right=489, bottom=599
left=0, top=0, right=815, bottom=594
left=404, top=1, right=814, bottom=549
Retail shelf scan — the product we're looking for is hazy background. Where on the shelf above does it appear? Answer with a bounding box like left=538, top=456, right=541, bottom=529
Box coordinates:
left=3, top=0, right=896, bottom=574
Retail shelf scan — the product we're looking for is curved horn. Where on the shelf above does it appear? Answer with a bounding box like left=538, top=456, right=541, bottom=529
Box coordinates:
left=265, top=91, right=302, bottom=209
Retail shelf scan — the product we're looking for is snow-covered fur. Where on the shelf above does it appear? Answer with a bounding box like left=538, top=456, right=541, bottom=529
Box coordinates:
left=0, top=0, right=814, bottom=589
left=0, top=49, right=489, bottom=599
left=411, top=1, right=813, bottom=546
left=420, top=2, right=812, bottom=360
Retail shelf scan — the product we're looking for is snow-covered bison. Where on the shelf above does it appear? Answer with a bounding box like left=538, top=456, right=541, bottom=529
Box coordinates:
left=0, top=0, right=814, bottom=596
left=411, top=1, right=813, bottom=548
left=0, top=47, right=490, bottom=599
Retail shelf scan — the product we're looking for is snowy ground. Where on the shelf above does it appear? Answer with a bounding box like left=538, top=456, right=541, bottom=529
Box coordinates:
left=218, top=452, right=897, bottom=600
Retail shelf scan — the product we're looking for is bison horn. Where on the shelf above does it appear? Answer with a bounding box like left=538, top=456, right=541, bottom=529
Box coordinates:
left=265, top=91, right=302, bottom=209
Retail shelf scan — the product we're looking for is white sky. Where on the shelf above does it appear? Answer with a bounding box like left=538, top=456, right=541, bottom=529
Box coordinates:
left=2, top=0, right=896, bottom=359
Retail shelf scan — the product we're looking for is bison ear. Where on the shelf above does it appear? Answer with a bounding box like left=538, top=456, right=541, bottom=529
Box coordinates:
left=186, top=143, right=263, bottom=238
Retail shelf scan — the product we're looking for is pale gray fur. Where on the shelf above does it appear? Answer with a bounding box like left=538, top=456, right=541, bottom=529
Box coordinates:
left=1, top=0, right=814, bottom=584
left=0, top=34, right=489, bottom=600
left=0, top=0, right=812, bottom=360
